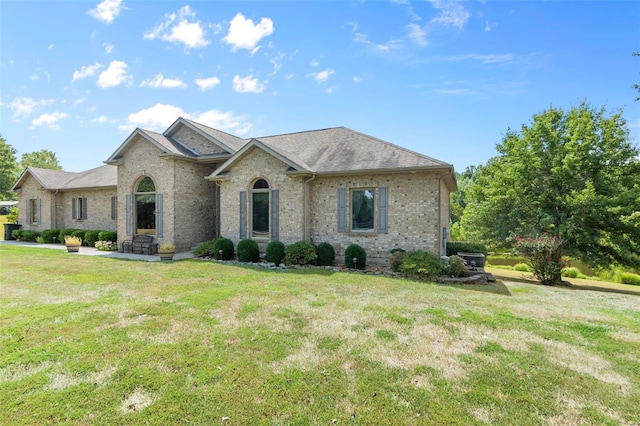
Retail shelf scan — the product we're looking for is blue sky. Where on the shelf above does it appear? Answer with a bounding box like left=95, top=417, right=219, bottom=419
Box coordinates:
left=1, top=0, right=639, bottom=173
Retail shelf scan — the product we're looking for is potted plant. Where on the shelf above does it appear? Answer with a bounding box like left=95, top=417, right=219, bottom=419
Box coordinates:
left=158, top=242, right=176, bottom=261
left=64, top=235, right=82, bottom=253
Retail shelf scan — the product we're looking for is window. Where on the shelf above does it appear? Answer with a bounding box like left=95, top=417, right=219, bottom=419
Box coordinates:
left=351, top=189, right=375, bottom=231
left=28, top=199, right=38, bottom=224
left=251, top=179, right=270, bottom=238
left=135, top=177, right=156, bottom=234
left=72, top=197, right=87, bottom=220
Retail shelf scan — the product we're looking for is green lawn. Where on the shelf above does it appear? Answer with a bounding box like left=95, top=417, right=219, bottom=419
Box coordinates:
left=1, top=245, right=639, bottom=425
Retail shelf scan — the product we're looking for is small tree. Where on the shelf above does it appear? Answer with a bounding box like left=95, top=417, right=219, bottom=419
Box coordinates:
left=514, top=236, right=566, bottom=285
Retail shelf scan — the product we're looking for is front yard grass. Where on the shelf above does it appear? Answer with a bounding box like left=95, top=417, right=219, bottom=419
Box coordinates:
left=1, top=244, right=639, bottom=425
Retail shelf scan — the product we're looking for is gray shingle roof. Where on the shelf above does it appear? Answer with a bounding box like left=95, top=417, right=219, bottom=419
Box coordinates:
left=180, top=118, right=247, bottom=153
left=12, top=165, right=117, bottom=191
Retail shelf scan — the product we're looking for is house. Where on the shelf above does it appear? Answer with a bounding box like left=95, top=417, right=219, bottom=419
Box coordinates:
left=12, top=117, right=457, bottom=264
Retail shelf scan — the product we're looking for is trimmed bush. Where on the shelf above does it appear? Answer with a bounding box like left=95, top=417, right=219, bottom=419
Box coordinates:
left=21, top=230, right=40, bottom=242
left=84, top=230, right=100, bottom=247
left=515, top=263, right=532, bottom=272
left=213, top=237, right=235, bottom=260
left=58, top=229, right=78, bottom=243
left=237, top=239, right=260, bottom=262
left=620, top=273, right=640, bottom=286
left=316, top=242, right=335, bottom=266
left=444, top=255, right=470, bottom=277
left=345, top=244, right=366, bottom=270
left=284, top=241, right=317, bottom=266
left=11, top=230, right=23, bottom=240
left=98, top=231, right=117, bottom=242
left=561, top=267, right=579, bottom=278
left=193, top=240, right=217, bottom=258
left=446, top=241, right=488, bottom=257
left=41, top=229, right=61, bottom=244
left=265, top=240, right=285, bottom=265
left=71, top=230, right=87, bottom=245
left=399, top=250, right=443, bottom=279
left=390, top=251, right=406, bottom=272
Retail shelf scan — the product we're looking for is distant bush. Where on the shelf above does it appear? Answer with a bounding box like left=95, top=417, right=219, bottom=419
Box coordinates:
left=237, top=239, right=260, bottom=262
left=58, top=229, right=78, bottom=243
left=345, top=244, right=366, bottom=270
left=316, top=242, right=335, bottom=266
left=561, top=267, right=579, bottom=278
left=71, top=230, right=87, bottom=245
left=389, top=250, right=406, bottom=272
left=284, top=241, right=317, bottom=266
left=446, top=241, right=488, bottom=257
left=399, top=250, right=443, bottom=279
left=515, top=263, right=532, bottom=272
left=20, top=230, right=40, bottom=242
left=40, top=229, right=61, bottom=244
left=213, top=237, right=235, bottom=260
left=620, top=273, right=640, bottom=286
left=443, top=255, right=470, bottom=277
left=84, top=230, right=100, bottom=247
left=98, top=231, right=117, bottom=242
left=265, top=240, right=285, bottom=265
left=193, top=240, right=217, bottom=258
left=12, top=229, right=23, bottom=240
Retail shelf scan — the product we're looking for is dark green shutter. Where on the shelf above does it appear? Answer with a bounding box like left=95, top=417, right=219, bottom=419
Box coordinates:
left=337, top=188, right=347, bottom=233
left=156, top=193, right=163, bottom=237
left=271, top=189, right=279, bottom=241
left=125, top=194, right=132, bottom=235
left=378, top=187, right=388, bottom=234
left=239, top=191, right=247, bottom=239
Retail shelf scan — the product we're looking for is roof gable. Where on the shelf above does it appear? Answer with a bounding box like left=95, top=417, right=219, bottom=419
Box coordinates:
left=164, top=117, right=246, bottom=155
left=11, top=165, right=117, bottom=192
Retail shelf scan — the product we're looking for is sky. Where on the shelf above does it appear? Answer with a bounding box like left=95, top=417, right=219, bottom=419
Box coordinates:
left=1, top=0, right=639, bottom=174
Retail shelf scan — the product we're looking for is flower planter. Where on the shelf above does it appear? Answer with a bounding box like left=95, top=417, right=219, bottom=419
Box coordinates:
left=66, top=244, right=81, bottom=253
left=158, top=251, right=174, bottom=261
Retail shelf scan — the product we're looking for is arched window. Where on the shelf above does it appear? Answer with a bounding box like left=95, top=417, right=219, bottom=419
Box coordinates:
left=251, top=179, right=270, bottom=238
left=135, top=176, right=156, bottom=234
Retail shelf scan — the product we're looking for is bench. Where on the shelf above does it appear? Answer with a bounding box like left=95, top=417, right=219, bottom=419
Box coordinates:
left=121, top=234, right=158, bottom=255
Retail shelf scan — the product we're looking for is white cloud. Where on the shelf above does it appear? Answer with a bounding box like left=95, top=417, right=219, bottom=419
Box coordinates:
left=407, top=23, right=428, bottom=46
left=6, top=97, right=55, bottom=119
left=88, top=0, right=124, bottom=24
left=143, top=6, right=209, bottom=49
left=31, top=111, right=69, bottom=129
left=441, top=53, right=514, bottom=64
left=354, top=32, right=403, bottom=54
left=194, top=76, right=221, bottom=91
left=48, top=44, right=54, bottom=50
left=223, top=13, right=274, bottom=53
left=73, top=62, right=103, bottom=81
left=353, top=76, right=362, bottom=83
left=119, top=103, right=252, bottom=136
left=140, top=73, right=187, bottom=89
left=311, top=68, right=335, bottom=83
left=428, top=0, right=470, bottom=29
left=310, top=59, right=320, bottom=67
left=104, top=43, right=114, bottom=54
left=97, top=60, right=132, bottom=88
left=89, top=115, right=115, bottom=124
left=232, top=74, right=266, bottom=94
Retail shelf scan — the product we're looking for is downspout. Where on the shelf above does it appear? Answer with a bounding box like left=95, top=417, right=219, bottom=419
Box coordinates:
left=437, top=177, right=442, bottom=257
left=53, top=189, right=59, bottom=230
left=303, top=174, right=316, bottom=241
left=214, top=181, right=222, bottom=239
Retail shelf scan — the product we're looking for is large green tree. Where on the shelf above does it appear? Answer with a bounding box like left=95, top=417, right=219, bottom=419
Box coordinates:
left=19, top=149, right=62, bottom=171
left=463, top=102, right=640, bottom=274
left=0, top=134, right=19, bottom=200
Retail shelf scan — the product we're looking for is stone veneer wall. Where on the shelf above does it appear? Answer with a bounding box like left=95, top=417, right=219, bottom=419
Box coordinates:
left=14, top=175, right=54, bottom=232
left=439, top=177, right=451, bottom=253
left=308, top=172, right=444, bottom=264
left=218, top=146, right=305, bottom=249
left=55, top=189, right=117, bottom=231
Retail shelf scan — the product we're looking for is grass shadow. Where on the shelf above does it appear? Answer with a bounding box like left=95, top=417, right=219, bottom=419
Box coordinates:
left=435, top=280, right=512, bottom=296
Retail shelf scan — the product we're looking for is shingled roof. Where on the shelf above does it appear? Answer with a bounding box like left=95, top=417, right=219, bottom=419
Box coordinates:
left=11, top=165, right=117, bottom=192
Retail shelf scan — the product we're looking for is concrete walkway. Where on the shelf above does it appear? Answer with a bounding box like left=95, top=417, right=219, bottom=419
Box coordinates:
left=0, top=240, right=195, bottom=262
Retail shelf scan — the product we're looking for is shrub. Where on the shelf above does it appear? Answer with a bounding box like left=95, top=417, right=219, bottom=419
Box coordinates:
left=12, top=230, right=24, bottom=240
left=6, top=207, right=18, bottom=223
left=316, top=242, right=335, bottom=266
left=95, top=240, right=118, bottom=251
left=84, top=230, right=100, bottom=247
left=284, top=241, right=317, bottom=266
left=71, top=230, right=87, bottom=245
left=399, top=250, right=443, bottom=279
left=213, top=237, right=235, bottom=260
left=561, top=267, right=579, bottom=278
left=514, top=236, right=565, bottom=285
left=390, top=250, right=406, bottom=272
left=98, top=231, right=117, bottom=242
left=237, top=239, right=260, bottom=262
left=620, top=273, right=640, bottom=286
left=40, top=229, right=61, bottom=243
left=515, top=263, right=532, bottom=272
left=345, top=244, right=366, bottom=270
left=20, top=230, right=40, bottom=242
left=193, top=240, right=217, bottom=258
left=58, top=229, right=78, bottom=243
left=446, top=241, right=488, bottom=257
left=64, top=235, right=82, bottom=246
left=265, top=240, right=286, bottom=265
left=444, top=255, right=470, bottom=277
